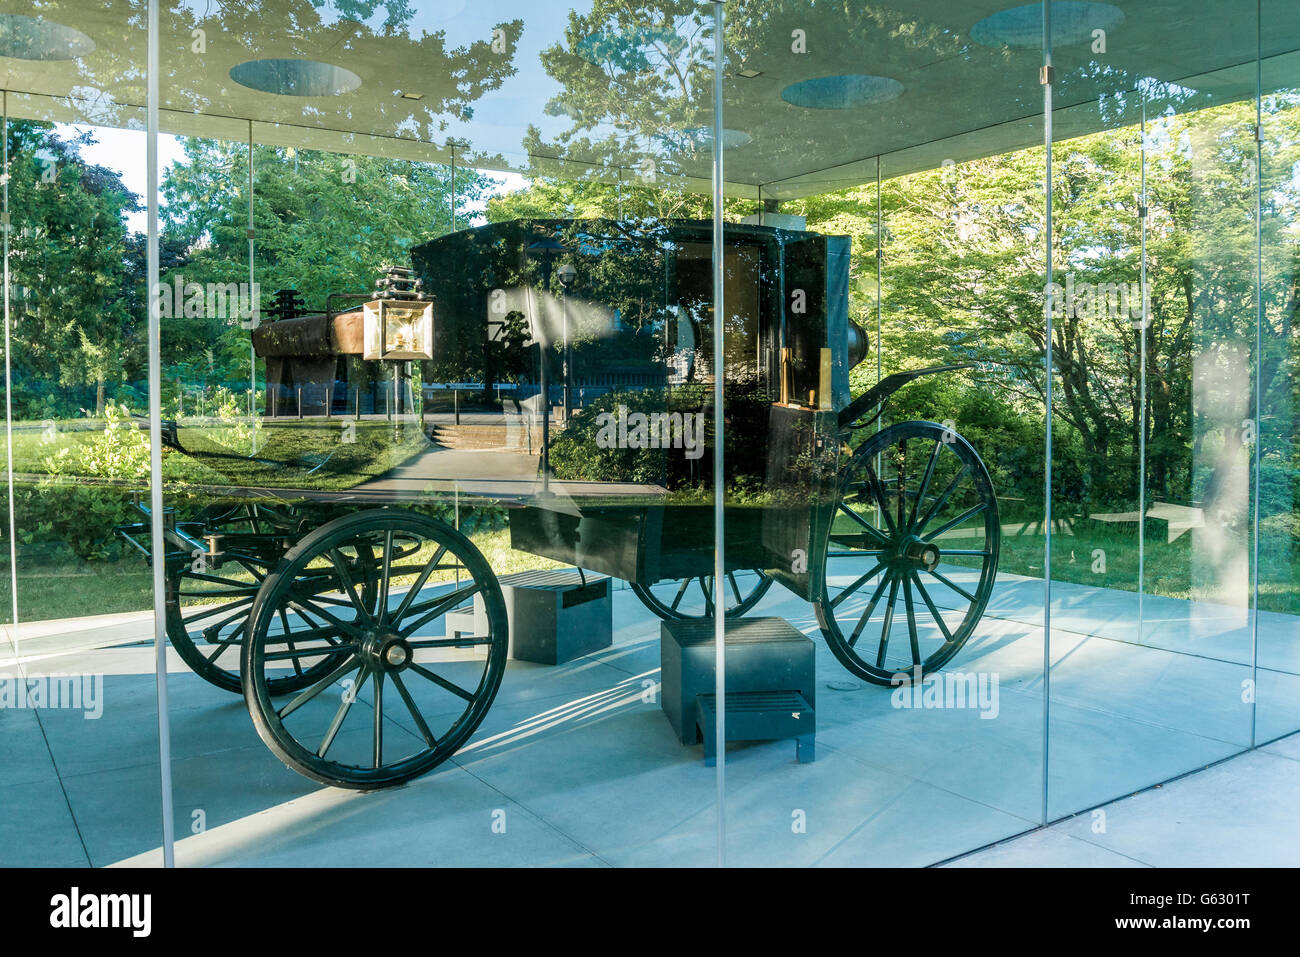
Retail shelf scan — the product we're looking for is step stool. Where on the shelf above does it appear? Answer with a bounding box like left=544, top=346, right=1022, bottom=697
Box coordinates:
left=696, top=691, right=815, bottom=765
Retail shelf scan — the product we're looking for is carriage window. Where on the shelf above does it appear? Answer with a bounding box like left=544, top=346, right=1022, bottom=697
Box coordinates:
left=672, top=241, right=763, bottom=387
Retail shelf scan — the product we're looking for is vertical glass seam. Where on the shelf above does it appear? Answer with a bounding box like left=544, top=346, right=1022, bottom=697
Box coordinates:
left=2, top=90, right=17, bottom=650
left=710, top=0, right=726, bottom=868
left=1139, top=100, right=1148, bottom=641
left=1041, top=0, right=1054, bottom=826
left=1250, top=0, right=1263, bottom=748
left=147, top=0, right=176, bottom=868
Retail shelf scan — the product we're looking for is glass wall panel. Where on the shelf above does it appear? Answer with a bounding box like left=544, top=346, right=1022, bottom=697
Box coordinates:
left=151, top=0, right=722, bottom=867
left=1046, top=0, right=1259, bottom=819
left=1256, top=0, right=1300, bottom=744
left=0, top=0, right=164, bottom=865
left=716, top=0, right=1045, bottom=865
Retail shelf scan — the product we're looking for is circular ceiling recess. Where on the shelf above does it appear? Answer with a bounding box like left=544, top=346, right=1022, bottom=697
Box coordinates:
left=970, top=2, right=1126, bottom=49
left=0, top=13, right=94, bottom=61
left=780, top=74, right=904, bottom=110
left=229, top=58, right=361, bottom=97
left=675, top=126, right=753, bottom=151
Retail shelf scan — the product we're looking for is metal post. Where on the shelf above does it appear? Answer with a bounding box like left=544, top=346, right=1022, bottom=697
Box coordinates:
left=710, top=0, right=726, bottom=867
left=454, top=388, right=460, bottom=425
left=326, top=386, right=332, bottom=419
left=297, top=386, right=303, bottom=419
left=248, top=120, right=256, bottom=416
left=562, top=289, right=572, bottom=422
left=354, top=386, right=360, bottom=421
left=1040, top=0, right=1054, bottom=828
left=146, top=0, right=176, bottom=868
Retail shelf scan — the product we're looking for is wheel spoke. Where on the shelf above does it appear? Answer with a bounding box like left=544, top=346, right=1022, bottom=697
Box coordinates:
left=408, top=662, right=476, bottom=702
left=727, top=572, right=742, bottom=604
left=835, top=503, right=891, bottom=544
left=829, top=562, right=886, bottom=610
left=847, top=571, right=895, bottom=648
left=922, top=503, right=987, bottom=543
left=398, top=581, right=481, bottom=638
left=910, top=571, right=954, bottom=645
left=328, top=548, right=373, bottom=624
left=391, top=672, right=438, bottom=748
left=200, top=611, right=252, bottom=645
left=278, top=657, right=361, bottom=719
left=903, top=574, right=921, bottom=666
left=927, top=567, right=977, bottom=603
left=262, top=643, right=356, bottom=662
left=181, top=596, right=254, bottom=625
left=373, top=671, right=385, bottom=769
left=391, top=544, right=449, bottom=624
left=669, top=578, right=691, bottom=611
left=862, top=459, right=897, bottom=536
left=289, top=597, right=365, bottom=638
left=318, top=666, right=368, bottom=759
left=375, top=530, right=394, bottom=626
left=910, top=439, right=943, bottom=528
left=408, top=636, right=494, bottom=649
left=204, top=630, right=242, bottom=663
left=896, top=439, right=907, bottom=530
left=874, top=575, right=901, bottom=668
left=915, top=464, right=971, bottom=533
left=278, top=608, right=302, bottom=676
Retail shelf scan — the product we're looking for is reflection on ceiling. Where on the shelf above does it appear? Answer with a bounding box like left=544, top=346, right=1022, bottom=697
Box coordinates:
left=0, top=1, right=1293, bottom=199
left=0, top=11, right=94, bottom=61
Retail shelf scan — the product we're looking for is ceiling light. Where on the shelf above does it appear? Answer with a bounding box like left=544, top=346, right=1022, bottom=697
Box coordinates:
left=736, top=68, right=763, bottom=79
left=970, top=2, right=1126, bottom=50
left=400, top=91, right=424, bottom=100
left=229, top=58, right=362, bottom=97
left=0, top=13, right=94, bottom=61
left=780, top=74, right=903, bottom=110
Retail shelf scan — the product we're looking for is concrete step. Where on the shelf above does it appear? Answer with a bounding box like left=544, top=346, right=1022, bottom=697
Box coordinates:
left=430, top=422, right=543, bottom=451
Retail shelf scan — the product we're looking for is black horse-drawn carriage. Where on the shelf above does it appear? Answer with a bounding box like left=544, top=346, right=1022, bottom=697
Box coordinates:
left=121, top=218, right=1000, bottom=789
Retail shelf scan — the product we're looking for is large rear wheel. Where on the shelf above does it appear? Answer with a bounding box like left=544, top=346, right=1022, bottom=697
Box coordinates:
left=813, top=421, right=1000, bottom=686
left=242, top=509, right=507, bottom=790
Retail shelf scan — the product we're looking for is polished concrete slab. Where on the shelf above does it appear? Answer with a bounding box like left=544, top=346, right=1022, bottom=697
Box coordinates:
left=949, top=739, right=1300, bottom=867
left=0, top=563, right=1296, bottom=867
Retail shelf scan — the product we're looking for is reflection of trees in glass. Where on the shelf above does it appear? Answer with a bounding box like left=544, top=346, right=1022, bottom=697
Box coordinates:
left=165, top=1, right=520, bottom=142
left=412, top=218, right=672, bottom=393
left=525, top=0, right=716, bottom=183
left=786, top=98, right=1300, bottom=520
left=160, top=138, right=491, bottom=382
left=6, top=121, right=143, bottom=417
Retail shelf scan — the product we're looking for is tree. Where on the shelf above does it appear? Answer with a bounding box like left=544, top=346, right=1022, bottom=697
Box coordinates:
left=6, top=122, right=142, bottom=416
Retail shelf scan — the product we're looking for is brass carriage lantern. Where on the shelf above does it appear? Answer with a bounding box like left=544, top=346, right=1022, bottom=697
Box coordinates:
left=362, top=266, right=434, bottom=361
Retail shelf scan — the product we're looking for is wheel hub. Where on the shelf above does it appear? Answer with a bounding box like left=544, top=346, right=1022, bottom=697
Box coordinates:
left=897, top=534, right=941, bottom=572
left=361, top=631, right=413, bottom=672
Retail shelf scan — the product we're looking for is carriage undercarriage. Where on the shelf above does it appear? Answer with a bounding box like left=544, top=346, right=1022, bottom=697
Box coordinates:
left=122, top=402, right=999, bottom=790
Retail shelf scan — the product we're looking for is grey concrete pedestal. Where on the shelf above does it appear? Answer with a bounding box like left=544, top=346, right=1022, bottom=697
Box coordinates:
left=476, top=569, right=612, bottom=664
left=660, top=616, right=816, bottom=761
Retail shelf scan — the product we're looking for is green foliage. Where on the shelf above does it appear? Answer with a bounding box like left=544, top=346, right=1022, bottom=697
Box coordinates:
left=18, top=402, right=150, bottom=561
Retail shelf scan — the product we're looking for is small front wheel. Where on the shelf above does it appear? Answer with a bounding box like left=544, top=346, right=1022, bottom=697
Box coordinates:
left=631, top=570, right=773, bottom=621
left=242, top=509, right=507, bottom=789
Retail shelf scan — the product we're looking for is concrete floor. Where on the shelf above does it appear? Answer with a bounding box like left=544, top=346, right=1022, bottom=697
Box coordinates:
left=1, top=565, right=1298, bottom=867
